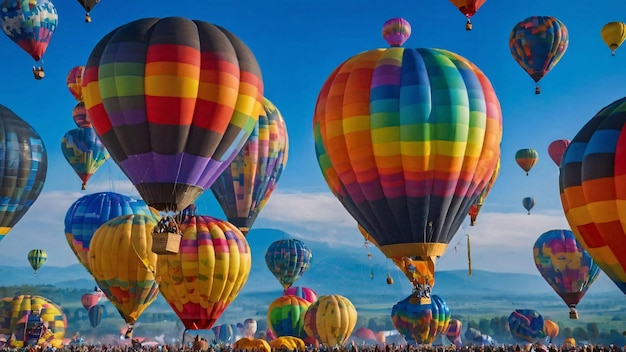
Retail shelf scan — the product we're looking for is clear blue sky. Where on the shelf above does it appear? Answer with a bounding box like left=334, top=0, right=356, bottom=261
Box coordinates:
left=0, top=0, right=625, bottom=282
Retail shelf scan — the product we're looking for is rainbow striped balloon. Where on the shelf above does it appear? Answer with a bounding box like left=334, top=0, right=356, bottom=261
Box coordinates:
left=211, top=97, right=289, bottom=235
left=82, top=17, right=264, bottom=212
left=560, top=96, right=626, bottom=295
left=313, top=25, right=502, bottom=268
left=391, top=294, right=450, bottom=345
left=157, top=215, right=251, bottom=330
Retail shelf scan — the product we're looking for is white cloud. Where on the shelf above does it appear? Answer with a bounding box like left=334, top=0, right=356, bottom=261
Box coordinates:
left=256, top=190, right=573, bottom=275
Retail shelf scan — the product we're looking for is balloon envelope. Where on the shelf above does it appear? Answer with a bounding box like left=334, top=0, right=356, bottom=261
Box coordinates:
left=515, top=149, right=538, bottom=175
left=601, top=22, right=626, bottom=56
left=27, top=249, right=47, bottom=274
left=0, top=0, right=58, bottom=62
left=66, top=66, right=85, bottom=102
left=391, top=294, right=450, bottom=345
left=0, top=105, right=47, bottom=242
left=282, top=286, right=317, bottom=304
left=88, top=214, right=160, bottom=325
left=267, top=295, right=310, bottom=339
left=313, top=25, right=502, bottom=284
left=303, top=295, right=357, bottom=346
left=508, top=309, right=544, bottom=343
left=548, top=140, right=570, bottom=167
left=559, top=96, right=626, bottom=295
left=533, top=229, right=600, bottom=316
left=265, top=239, right=312, bottom=289
left=210, top=97, right=289, bottom=235
left=82, top=17, right=264, bottom=212
left=157, top=215, right=251, bottom=330
left=61, top=127, right=110, bottom=190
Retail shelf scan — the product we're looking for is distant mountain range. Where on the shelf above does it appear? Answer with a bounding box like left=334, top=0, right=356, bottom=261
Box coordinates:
left=0, top=227, right=621, bottom=301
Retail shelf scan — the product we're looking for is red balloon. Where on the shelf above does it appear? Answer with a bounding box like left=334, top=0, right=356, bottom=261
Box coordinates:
left=548, top=139, right=570, bottom=167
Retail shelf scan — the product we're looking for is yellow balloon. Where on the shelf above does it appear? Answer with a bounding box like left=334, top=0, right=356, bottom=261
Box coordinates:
left=88, top=214, right=160, bottom=327
left=157, top=215, right=251, bottom=330
left=601, top=22, right=626, bottom=55
left=7, top=295, right=66, bottom=348
left=303, top=295, right=357, bottom=346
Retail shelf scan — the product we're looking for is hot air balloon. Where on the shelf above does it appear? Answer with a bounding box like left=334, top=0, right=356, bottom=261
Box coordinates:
left=509, top=16, right=569, bottom=94
left=242, top=319, right=257, bottom=339
left=354, top=327, right=377, bottom=343
left=303, top=295, right=357, bottom=346
left=82, top=17, right=264, bottom=213
left=7, top=295, right=67, bottom=348
left=76, top=0, right=100, bottom=22
left=0, top=298, right=12, bottom=338
left=559, top=96, right=626, bottom=295
left=548, top=140, right=570, bottom=167
left=87, top=305, right=106, bottom=328
left=61, top=127, right=110, bottom=190
left=601, top=22, right=626, bottom=56
left=267, top=295, right=311, bottom=339
left=210, top=97, right=289, bottom=236
left=66, top=66, right=84, bottom=102
left=282, top=286, right=318, bottom=304
left=27, top=249, right=46, bottom=276
left=448, top=0, right=486, bottom=30
left=474, top=335, right=494, bottom=346
left=542, top=320, right=558, bottom=343
left=563, top=337, right=575, bottom=348
left=0, top=0, right=58, bottom=80
left=80, top=293, right=101, bottom=311
left=156, top=215, right=251, bottom=332
left=533, top=229, right=600, bottom=319
left=508, top=309, right=544, bottom=343
left=515, top=148, right=538, bottom=175
left=72, top=102, right=91, bottom=128
left=265, top=239, right=312, bottom=289
left=65, top=192, right=156, bottom=274
left=469, top=157, right=500, bottom=226
left=445, top=319, right=462, bottom=347
left=88, top=214, right=160, bottom=339
left=382, top=17, right=411, bottom=47
left=0, top=105, right=47, bottom=243
left=212, top=323, right=241, bottom=344
left=523, top=197, right=535, bottom=215
left=313, top=18, right=502, bottom=299
left=391, top=294, right=450, bottom=345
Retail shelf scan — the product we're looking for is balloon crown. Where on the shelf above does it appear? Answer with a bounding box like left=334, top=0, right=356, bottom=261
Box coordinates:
left=382, top=18, right=411, bottom=47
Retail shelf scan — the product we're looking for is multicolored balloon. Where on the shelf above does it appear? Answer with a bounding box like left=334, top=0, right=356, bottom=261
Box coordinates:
left=27, top=249, right=47, bottom=276
left=533, top=229, right=600, bottom=319
left=445, top=319, right=462, bottom=347
left=448, top=0, right=486, bottom=30
left=303, top=295, right=357, bottom=346
left=88, top=214, right=160, bottom=337
left=76, top=0, right=100, bottom=22
left=282, top=286, right=318, bottom=304
left=382, top=17, right=411, bottom=46
left=0, top=0, right=58, bottom=73
left=523, top=197, right=535, bottom=215
left=72, top=102, right=91, bottom=128
left=468, top=157, right=500, bottom=226
left=211, top=97, right=289, bottom=235
left=212, top=323, right=241, bottom=343
left=265, top=239, right=313, bottom=289
left=313, top=18, right=502, bottom=296
left=601, top=22, right=626, bottom=56
left=267, top=295, right=311, bottom=338
left=6, top=295, right=67, bottom=348
left=61, top=127, right=110, bottom=190
left=515, top=148, right=539, bottom=175
left=509, top=16, right=569, bottom=94
left=548, top=140, right=570, bottom=167
left=66, top=66, right=84, bottom=102
left=559, top=96, right=626, bottom=295
left=391, top=294, right=450, bottom=345
left=0, top=297, right=12, bottom=337
left=508, top=309, right=544, bottom=343
left=65, top=192, right=156, bottom=274
left=157, top=215, right=251, bottom=331
left=0, top=105, right=47, bottom=243
left=82, top=17, right=264, bottom=212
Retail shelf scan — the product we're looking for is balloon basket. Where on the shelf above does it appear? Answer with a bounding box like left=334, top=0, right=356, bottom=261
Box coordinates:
left=33, top=69, right=45, bottom=80
left=151, top=231, right=181, bottom=255
left=569, top=310, right=578, bottom=319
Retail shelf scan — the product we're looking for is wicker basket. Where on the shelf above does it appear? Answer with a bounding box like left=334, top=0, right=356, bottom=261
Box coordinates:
left=151, top=231, right=181, bottom=255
